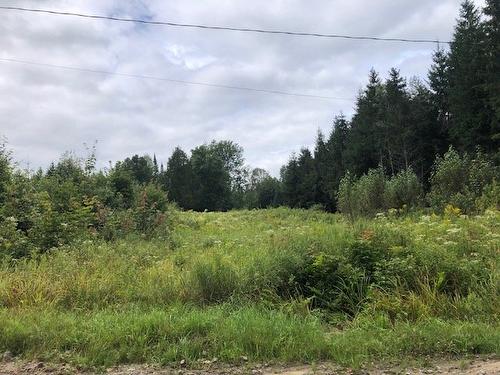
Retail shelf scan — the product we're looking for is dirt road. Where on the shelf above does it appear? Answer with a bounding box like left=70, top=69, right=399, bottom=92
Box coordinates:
left=1, top=358, right=499, bottom=374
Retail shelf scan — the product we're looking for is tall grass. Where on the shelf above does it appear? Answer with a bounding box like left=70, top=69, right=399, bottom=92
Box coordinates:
left=0, top=208, right=498, bottom=367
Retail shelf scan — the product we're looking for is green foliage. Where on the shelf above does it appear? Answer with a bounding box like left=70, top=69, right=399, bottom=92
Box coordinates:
left=1, top=208, right=497, bottom=367
left=447, top=0, right=496, bottom=152
left=0, top=217, right=35, bottom=259
left=428, top=147, right=498, bottom=211
left=133, top=184, right=170, bottom=237
left=192, top=256, right=239, bottom=304
left=385, top=169, right=423, bottom=209
left=280, top=148, right=318, bottom=208
left=0, top=142, right=12, bottom=207
left=290, top=252, right=369, bottom=316
left=337, top=167, right=423, bottom=217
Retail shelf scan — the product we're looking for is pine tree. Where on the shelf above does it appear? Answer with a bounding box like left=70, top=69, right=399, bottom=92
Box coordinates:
left=313, top=130, right=331, bottom=209
left=152, top=154, right=159, bottom=178
left=383, top=68, right=411, bottom=174
left=483, top=0, right=500, bottom=146
left=447, top=0, right=493, bottom=151
left=409, top=78, right=446, bottom=182
left=164, top=147, right=194, bottom=209
left=428, top=47, right=450, bottom=134
left=344, top=69, right=384, bottom=175
left=296, top=148, right=317, bottom=208
left=325, top=114, right=349, bottom=209
left=281, top=154, right=300, bottom=208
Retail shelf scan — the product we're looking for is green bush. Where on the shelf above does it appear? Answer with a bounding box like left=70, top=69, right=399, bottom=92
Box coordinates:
left=355, top=167, right=386, bottom=216
left=337, top=171, right=357, bottom=219
left=338, top=167, right=423, bottom=217
left=0, top=142, right=11, bottom=207
left=428, top=147, right=498, bottom=212
left=0, top=216, right=34, bottom=259
left=288, top=252, right=369, bottom=316
left=384, top=169, right=423, bottom=209
left=133, top=184, right=170, bottom=237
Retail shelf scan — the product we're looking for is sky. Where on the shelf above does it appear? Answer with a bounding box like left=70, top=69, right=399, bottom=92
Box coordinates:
left=0, top=0, right=486, bottom=175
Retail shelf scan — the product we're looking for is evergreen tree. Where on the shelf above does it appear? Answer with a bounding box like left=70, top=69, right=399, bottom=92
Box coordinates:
left=324, top=114, right=349, bottom=209
left=296, top=148, right=317, bottom=208
left=382, top=68, right=411, bottom=174
left=281, top=154, right=300, bottom=207
left=313, top=130, right=331, bottom=209
left=428, top=47, right=450, bottom=136
left=409, top=78, right=446, bottom=182
left=483, top=0, right=500, bottom=146
left=344, top=69, right=384, bottom=175
left=163, top=147, right=194, bottom=209
left=152, top=154, right=159, bottom=178
left=447, top=0, right=493, bottom=151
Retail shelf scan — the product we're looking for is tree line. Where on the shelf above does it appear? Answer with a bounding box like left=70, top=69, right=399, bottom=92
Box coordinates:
left=162, top=0, right=499, bottom=212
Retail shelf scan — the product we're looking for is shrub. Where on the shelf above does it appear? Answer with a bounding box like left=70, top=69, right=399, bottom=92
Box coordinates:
left=476, top=180, right=500, bottom=210
left=0, top=142, right=12, bottom=207
left=428, top=147, right=498, bottom=212
left=384, top=169, right=423, bottom=209
left=133, top=184, right=170, bottom=237
left=0, top=216, right=34, bottom=259
left=338, top=167, right=422, bottom=217
left=337, top=171, right=357, bottom=219
left=27, top=191, right=94, bottom=251
left=290, top=252, right=369, bottom=316
left=355, top=167, right=386, bottom=216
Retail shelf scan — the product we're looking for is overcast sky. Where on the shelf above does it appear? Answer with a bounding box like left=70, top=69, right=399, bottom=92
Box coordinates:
left=0, top=0, right=485, bottom=175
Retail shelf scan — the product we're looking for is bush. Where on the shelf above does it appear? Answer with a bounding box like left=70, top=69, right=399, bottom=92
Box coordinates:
left=133, top=184, right=169, bottom=237
left=428, top=147, right=498, bottom=212
left=288, top=252, right=369, bottom=316
left=0, top=142, right=12, bottom=207
left=337, top=171, right=357, bottom=219
left=384, top=169, right=423, bottom=209
left=476, top=180, right=500, bottom=210
left=355, top=167, right=386, bottom=216
left=338, top=167, right=423, bottom=217
left=0, top=216, right=34, bottom=259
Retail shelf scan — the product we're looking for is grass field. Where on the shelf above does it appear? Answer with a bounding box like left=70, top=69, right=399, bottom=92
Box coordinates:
left=0, top=208, right=498, bottom=369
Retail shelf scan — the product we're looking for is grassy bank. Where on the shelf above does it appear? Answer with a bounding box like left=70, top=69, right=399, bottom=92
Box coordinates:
left=0, top=208, right=498, bottom=368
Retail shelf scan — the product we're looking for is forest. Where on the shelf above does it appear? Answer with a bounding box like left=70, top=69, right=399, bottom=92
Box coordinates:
left=0, top=0, right=499, bottom=372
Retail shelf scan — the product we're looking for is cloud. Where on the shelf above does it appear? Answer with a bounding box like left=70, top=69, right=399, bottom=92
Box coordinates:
left=0, top=0, right=483, bottom=175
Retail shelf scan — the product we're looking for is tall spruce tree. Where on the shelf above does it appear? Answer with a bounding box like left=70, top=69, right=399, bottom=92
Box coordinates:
left=163, top=147, right=194, bottom=209
left=483, top=0, right=500, bottom=146
left=409, top=78, right=446, bottom=182
left=313, top=130, right=331, bottom=209
left=281, top=154, right=300, bottom=208
left=447, top=0, right=493, bottom=152
left=428, top=47, right=451, bottom=137
left=345, top=69, right=384, bottom=175
left=383, top=68, right=411, bottom=174
left=296, top=148, right=317, bottom=208
left=325, top=114, right=349, bottom=209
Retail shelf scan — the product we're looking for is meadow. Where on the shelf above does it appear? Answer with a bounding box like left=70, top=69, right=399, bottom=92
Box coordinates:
left=0, top=208, right=498, bottom=369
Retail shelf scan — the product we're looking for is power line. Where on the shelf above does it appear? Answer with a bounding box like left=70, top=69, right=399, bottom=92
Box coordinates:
left=0, top=57, right=353, bottom=101
left=0, top=6, right=451, bottom=44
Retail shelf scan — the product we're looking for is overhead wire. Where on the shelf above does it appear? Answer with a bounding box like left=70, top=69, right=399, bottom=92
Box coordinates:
left=0, top=6, right=451, bottom=44
left=0, top=57, right=354, bottom=101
